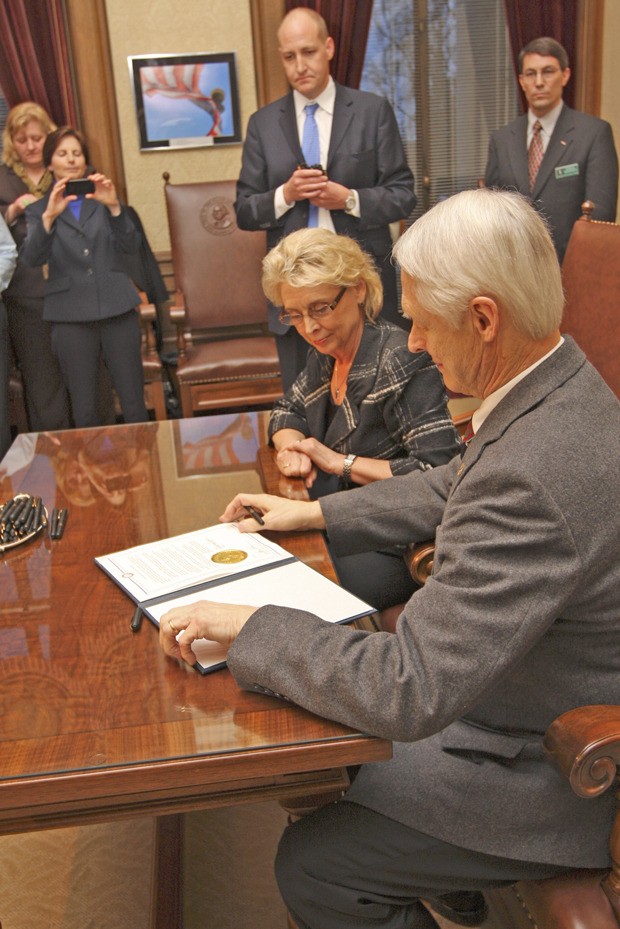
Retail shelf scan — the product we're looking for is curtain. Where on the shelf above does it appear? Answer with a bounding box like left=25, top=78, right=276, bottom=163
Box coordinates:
left=285, top=0, right=373, bottom=88
left=503, top=0, right=577, bottom=109
left=0, top=0, right=77, bottom=126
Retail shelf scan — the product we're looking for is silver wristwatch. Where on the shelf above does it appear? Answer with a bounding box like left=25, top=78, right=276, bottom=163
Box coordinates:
left=342, top=453, right=357, bottom=482
left=344, top=191, right=356, bottom=213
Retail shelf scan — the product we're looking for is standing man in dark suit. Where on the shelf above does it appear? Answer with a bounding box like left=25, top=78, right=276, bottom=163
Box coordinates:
left=485, top=36, right=618, bottom=263
left=235, top=7, right=416, bottom=389
left=159, top=189, right=620, bottom=929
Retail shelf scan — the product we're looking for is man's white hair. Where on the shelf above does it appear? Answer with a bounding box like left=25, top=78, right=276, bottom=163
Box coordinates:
left=392, top=189, right=564, bottom=339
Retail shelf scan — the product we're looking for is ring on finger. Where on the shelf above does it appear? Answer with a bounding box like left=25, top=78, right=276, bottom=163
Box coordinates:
left=169, top=619, right=178, bottom=634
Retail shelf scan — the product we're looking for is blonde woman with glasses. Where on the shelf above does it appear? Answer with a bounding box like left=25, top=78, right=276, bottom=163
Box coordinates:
left=263, top=227, right=459, bottom=609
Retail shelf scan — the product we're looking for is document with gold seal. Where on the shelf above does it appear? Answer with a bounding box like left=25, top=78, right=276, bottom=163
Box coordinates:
left=97, top=521, right=374, bottom=674
left=96, top=522, right=292, bottom=603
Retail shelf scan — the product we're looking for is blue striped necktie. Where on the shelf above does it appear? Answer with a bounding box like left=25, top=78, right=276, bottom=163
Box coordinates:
left=302, top=102, right=320, bottom=227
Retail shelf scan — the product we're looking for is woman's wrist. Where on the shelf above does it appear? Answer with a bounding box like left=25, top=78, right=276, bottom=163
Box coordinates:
left=341, top=453, right=357, bottom=482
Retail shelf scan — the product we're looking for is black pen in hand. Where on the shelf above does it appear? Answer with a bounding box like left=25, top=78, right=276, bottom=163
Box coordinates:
left=243, top=504, right=265, bottom=526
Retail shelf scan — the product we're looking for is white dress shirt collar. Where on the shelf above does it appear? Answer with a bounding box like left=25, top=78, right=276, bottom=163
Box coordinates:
left=293, top=76, right=336, bottom=118
left=527, top=100, right=563, bottom=147
left=472, top=337, right=564, bottom=434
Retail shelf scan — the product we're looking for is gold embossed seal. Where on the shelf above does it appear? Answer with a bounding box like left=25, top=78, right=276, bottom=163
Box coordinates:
left=211, top=549, right=248, bottom=564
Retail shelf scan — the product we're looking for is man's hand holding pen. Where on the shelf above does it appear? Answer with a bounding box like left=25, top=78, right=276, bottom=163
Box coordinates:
left=220, top=493, right=325, bottom=534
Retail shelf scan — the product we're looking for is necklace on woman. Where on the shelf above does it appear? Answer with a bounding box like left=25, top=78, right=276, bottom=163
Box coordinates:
left=333, top=361, right=349, bottom=400
left=332, top=317, right=364, bottom=401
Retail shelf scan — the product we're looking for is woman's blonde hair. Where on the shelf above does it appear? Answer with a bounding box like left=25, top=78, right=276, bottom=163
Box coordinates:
left=262, top=228, right=383, bottom=320
left=2, top=102, right=56, bottom=170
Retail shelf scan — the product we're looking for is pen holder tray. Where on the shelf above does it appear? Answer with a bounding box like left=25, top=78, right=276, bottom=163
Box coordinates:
left=0, top=493, right=48, bottom=554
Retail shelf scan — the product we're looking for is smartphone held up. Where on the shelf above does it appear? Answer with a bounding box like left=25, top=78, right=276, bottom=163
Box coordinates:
left=64, top=178, right=95, bottom=197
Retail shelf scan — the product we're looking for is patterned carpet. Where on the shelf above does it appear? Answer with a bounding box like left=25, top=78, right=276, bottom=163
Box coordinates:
left=0, top=803, right=289, bottom=929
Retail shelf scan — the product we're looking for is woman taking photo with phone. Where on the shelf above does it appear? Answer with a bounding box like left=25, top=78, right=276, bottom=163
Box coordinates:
left=21, top=126, right=148, bottom=427
left=0, top=102, right=71, bottom=431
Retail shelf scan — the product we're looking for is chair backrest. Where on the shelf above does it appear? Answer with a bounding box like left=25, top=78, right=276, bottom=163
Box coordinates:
left=163, top=176, right=268, bottom=332
left=561, top=211, right=620, bottom=399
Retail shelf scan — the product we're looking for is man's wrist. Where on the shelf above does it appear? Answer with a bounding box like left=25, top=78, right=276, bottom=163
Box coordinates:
left=308, top=500, right=326, bottom=530
left=344, top=190, right=357, bottom=214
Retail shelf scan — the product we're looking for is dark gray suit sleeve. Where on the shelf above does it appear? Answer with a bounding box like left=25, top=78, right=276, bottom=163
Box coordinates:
left=584, top=120, right=618, bottom=221
left=319, top=462, right=454, bottom=556
left=354, top=96, right=416, bottom=229
left=484, top=132, right=501, bottom=188
left=235, top=113, right=279, bottom=232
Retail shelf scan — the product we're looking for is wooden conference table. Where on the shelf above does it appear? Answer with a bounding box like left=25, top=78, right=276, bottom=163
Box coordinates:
left=0, top=412, right=391, bottom=926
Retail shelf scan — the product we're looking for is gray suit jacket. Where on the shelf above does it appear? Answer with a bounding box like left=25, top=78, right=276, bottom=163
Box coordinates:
left=485, top=104, right=618, bottom=262
left=21, top=195, right=140, bottom=323
left=228, top=337, right=620, bottom=868
left=235, top=83, right=415, bottom=261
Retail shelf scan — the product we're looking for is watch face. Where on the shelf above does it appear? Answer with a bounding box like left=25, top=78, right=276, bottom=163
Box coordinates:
left=345, top=195, right=355, bottom=211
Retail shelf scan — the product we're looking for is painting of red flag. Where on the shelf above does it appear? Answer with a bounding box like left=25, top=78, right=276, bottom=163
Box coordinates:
left=129, top=53, right=241, bottom=150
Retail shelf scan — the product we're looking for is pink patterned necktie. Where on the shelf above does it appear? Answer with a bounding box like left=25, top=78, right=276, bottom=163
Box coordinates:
left=528, top=120, right=544, bottom=191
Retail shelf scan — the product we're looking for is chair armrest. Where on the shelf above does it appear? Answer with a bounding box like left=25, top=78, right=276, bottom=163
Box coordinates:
left=168, top=289, right=187, bottom=358
left=404, top=541, right=435, bottom=585
left=543, top=705, right=620, bottom=799
left=544, top=705, right=620, bottom=921
left=136, top=290, right=158, bottom=358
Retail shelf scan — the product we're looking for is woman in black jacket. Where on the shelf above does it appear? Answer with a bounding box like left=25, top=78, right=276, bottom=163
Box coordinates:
left=21, top=127, right=148, bottom=428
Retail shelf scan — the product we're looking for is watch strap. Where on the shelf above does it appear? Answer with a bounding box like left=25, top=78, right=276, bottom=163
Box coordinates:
left=342, top=453, right=357, bottom=482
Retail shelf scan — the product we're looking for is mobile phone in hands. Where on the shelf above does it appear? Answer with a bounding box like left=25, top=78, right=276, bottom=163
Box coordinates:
left=64, top=178, right=95, bottom=197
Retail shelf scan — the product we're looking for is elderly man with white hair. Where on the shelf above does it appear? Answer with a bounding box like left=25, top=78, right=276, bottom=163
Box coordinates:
left=159, top=189, right=620, bottom=929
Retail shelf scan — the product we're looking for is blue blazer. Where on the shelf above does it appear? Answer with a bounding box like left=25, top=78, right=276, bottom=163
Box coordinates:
left=21, top=195, right=141, bottom=323
left=485, top=104, right=618, bottom=261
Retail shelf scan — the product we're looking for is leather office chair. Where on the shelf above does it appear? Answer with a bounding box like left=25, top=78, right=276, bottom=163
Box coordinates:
left=560, top=202, right=620, bottom=399
left=162, top=175, right=283, bottom=417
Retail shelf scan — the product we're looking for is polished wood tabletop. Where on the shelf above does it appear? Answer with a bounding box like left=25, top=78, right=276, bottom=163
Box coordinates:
left=0, top=413, right=391, bottom=835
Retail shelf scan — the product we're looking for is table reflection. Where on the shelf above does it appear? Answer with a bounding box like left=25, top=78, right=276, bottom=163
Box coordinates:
left=0, top=417, right=376, bottom=785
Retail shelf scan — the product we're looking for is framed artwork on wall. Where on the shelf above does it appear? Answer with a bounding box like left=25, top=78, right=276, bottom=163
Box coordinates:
left=128, top=52, right=241, bottom=150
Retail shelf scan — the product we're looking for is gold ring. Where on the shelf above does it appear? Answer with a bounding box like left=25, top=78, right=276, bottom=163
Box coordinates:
left=168, top=620, right=178, bottom=634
